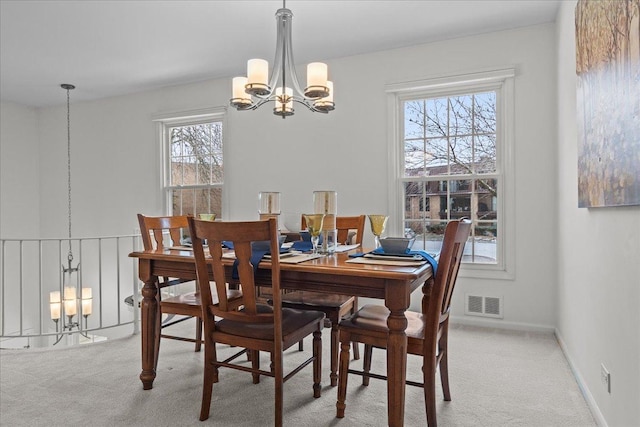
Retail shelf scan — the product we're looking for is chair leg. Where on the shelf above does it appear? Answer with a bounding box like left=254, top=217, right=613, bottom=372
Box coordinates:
left=199, top=338, right=217, bottom=421
left=440, top=322, right=451, bottom=401
left=251, top=350, right=261, bottom=384
left=424, top=354, right=438, bottom=427
left=362, top=344, right=373, bottom=386
left=298, top=339, right=303, bottom=351
left=274, top=349, right=284, bottom=427
left=313, top=328, right=322, bottom=398
left=336, top=339, right=351, bottom=418
left=352, top=341, right=360, bottom=360
left=330, top=322, right=339, bottom=386
left=195, top=317, right=203, bottom=352
left=351, top=298, right=360, bottom=361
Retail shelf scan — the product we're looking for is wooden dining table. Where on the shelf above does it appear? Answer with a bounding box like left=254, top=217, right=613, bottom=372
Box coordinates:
left=129, top=247, right=434, bottom=427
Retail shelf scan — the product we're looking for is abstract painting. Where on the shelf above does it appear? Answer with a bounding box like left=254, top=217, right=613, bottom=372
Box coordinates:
left=575, top=0, right=640, bottom=207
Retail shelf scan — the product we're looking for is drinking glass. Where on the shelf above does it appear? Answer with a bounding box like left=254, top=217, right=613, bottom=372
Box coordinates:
left=303, top=214, right=325, bottom=254
left=368, top=215, right=388, bottom=249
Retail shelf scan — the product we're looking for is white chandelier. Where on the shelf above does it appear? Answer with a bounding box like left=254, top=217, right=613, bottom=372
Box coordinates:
left=230, top=0, right=335, bottom=118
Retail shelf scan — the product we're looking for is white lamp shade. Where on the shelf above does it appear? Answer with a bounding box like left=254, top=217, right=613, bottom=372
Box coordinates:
left=64, top=286, right=76, bottom=301
left=50, top=291, right=61, bottom=303
left=232, top=76, right=249, bottom=99
left=247, top=59, right=268, bottom=86
left=259, top=192, right=281, bottom=214
left=82, top=287, right=92, bottom=299
left=307, top=62, right=328, bottom=88
left=50, top=302, right=61, bottom=320
left=64, top=299, right=77, bottom=316
left=82, top=298, right=92, bottom=316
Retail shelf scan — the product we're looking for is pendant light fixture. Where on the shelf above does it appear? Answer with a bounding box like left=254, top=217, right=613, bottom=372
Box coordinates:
left=230, top=0, right=335, bottom=118
left=49, top=84, right=92, bottom=345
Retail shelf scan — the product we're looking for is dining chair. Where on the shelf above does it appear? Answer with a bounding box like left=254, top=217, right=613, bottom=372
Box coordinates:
left=280, top=214, right=365, bottom=386
left=189, top=217, right=324, bottom=425
left=137, top=214, right=204, bottom=351
left=336, top=218, right=471, bottom=427
left=137, top=214, right=242, bottom=352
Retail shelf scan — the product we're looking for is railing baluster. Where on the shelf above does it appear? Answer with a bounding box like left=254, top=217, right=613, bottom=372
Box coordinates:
left=98, top=238, right=103, bottom=329
left=19, top=240, right=23, bottom=336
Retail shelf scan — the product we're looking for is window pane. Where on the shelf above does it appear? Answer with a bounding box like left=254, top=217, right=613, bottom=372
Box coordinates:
left=475, top=134, right=496, bottom=173
left=473, top=92, right=496, bottom=134
left=171, top=188, right=222, bottom=217
left=404, top=181, right=424, bottom=220
left=404, top=140, right=425, bottom=175
left=425, top=138, right=448, bottom=170
left=449, top=95, right=473, bottom=135
left=449, top=135, right=473, bottom=174
left=467, top=221, right=497, bottom=263
left=426, top=97, right=448, bottom=137
left=475, top=179, right=497, bottom=220
left=404, top=100, right=426, bottom=138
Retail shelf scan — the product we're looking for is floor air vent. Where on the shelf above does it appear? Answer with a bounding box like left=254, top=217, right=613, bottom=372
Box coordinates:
left=465, top=294, right=503, bottom=318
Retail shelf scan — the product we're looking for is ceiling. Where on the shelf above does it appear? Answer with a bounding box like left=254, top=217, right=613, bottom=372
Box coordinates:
left=0, top=0, right=560, bottom=108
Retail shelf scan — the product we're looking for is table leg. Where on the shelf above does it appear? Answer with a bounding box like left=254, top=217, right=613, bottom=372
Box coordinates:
left=385, top=286, right=409, bottom=427
left=139, top=261, right=158, bottom=390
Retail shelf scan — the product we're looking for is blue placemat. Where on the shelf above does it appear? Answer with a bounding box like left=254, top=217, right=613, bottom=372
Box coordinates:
left=350, top=248, right=438, bottom=275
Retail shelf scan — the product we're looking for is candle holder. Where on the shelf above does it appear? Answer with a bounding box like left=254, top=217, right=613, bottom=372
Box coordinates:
left=258, top=191, right=281, bottom=228
left=313, top=190, right=338, bottom=254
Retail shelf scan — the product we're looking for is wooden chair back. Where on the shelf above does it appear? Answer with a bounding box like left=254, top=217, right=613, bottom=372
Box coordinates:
left=423, top=219, right=471, bottom=341
left=137, top=214, right=190, bottom=250
left=189, top=217, right=281, bottom=326
left=301, top=215, right=366, bottom=245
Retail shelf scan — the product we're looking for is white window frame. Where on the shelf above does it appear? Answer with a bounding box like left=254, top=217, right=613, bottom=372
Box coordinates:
left=386, top=69, right=515, bottom=280
left=152, top=107, right=228, bottom=218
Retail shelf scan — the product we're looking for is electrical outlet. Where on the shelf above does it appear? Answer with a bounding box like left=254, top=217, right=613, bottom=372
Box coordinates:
left=600, top=363, right=611, bottom=393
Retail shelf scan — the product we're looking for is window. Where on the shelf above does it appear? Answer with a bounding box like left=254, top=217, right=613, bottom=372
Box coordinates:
left=155, top=109, right=226, bottom=217
left=387, top=69, right=514, bottom=279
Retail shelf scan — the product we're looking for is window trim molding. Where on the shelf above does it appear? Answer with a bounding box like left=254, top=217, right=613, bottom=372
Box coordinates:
left=386, top=68, right=515, bottom=280
left=153, top=106, right=229, bottom=219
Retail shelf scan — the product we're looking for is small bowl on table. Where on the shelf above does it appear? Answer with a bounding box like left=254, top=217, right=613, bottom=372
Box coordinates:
left=379, top=237, right=415, bottom=254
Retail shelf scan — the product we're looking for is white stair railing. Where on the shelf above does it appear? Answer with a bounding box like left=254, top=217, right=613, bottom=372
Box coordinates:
left=0, top=234, right=141, bottom=349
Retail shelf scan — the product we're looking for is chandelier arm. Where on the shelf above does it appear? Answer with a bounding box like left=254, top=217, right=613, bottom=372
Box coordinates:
left=282, top=8, right=306, bottom=98
left=267, top=7, right=288, bottom=96
left=292, top=98, right=328, bottom=113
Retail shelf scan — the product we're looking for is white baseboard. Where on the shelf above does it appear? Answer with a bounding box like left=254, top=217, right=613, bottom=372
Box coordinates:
left=450, top=315, right=555, bottom=333
left=555, top=328, right=608, bottom=427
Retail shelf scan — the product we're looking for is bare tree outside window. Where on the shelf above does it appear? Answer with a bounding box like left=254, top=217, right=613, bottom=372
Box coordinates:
left=402, top=91, right=499, bottom=264
left=167, top=121, right=224, bottom=217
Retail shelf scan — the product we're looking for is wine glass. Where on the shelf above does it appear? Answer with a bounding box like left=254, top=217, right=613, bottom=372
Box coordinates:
left=368, top=215, right=388, bottom=249
left=303, top=214, right=325, bottom=254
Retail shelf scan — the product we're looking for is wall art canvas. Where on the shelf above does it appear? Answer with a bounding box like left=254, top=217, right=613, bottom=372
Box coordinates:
left=575, top=0, right=640, bottom=207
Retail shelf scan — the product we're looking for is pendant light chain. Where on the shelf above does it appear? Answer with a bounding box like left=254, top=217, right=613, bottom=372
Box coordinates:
left=62, top=84, right=75, bottom=264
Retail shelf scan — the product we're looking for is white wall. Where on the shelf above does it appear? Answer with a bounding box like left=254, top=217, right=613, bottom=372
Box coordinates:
left=3, top=24, right=558, bottom=330
left=555, top=2, right=640, bottom=426
left=0, top=102, right=40, bottom=238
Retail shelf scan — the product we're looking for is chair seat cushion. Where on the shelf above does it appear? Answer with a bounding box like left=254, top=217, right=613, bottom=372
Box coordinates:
left=281, top=291, right=355, bottom=309
left=339, top=304, right=425, bottom=339
left=216, top=304, right=324, bottom=341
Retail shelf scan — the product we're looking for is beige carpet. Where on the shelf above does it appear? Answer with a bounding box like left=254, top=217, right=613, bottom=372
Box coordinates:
left=0, top=321, right=595, bottom=426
